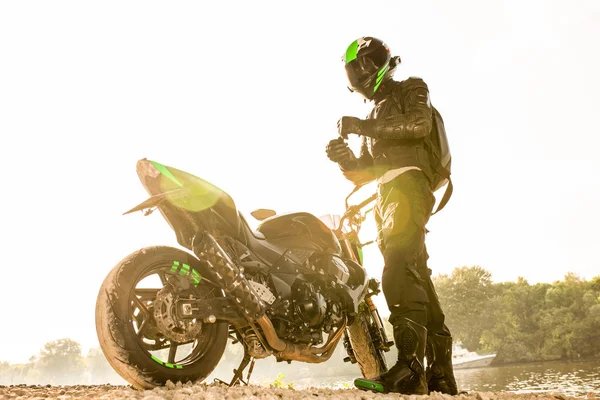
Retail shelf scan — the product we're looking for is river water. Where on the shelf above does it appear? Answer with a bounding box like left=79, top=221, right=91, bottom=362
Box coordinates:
left=454, top=359, right=600, bottom=398
left=287, top=359, right=600, bottom=398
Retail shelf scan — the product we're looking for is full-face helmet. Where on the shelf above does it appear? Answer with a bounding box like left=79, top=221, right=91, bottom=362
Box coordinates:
left=343, top=37, right=400, bottom=99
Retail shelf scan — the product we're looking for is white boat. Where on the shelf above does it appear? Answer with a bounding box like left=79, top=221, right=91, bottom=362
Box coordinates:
left=452, top=343, right=496, bottom=370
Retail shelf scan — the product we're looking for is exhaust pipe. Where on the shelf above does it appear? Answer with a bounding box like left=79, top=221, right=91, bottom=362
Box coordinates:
left=197, top=234, right=265, bottom=321
left=198, top=233, right=346, bottom=363
left=257, top=315, right=347, bottom=363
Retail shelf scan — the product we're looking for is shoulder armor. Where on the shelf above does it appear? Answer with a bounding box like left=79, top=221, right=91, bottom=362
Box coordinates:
left=388, top=80, right=404, bottom=99
left=402, top=76, right=428, bottom=91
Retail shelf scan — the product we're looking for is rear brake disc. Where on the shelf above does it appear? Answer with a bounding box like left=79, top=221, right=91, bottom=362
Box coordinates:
left=153, top=288, right=202, bottom=342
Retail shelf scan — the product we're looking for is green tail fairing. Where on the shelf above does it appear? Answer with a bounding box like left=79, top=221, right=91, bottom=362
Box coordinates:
left=150, top=160, right=183, bottom=187
left=143, top=159, right=224, bottom=213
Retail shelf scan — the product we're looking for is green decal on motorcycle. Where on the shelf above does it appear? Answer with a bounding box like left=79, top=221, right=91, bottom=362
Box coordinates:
left=190, top=268, right=201, bottom=287
left=151, top=355, right=183, bottom=369
left=170, top=260, right=180, bottom=273
left=151, top=355, right=164, bottom=365
left=150, top=160, right=183, bottom=187
left=181, top=263, right=190, bottom=274
left=171, top=261, right=201, bottom=287
left=356, top=246, right=364, bottom=264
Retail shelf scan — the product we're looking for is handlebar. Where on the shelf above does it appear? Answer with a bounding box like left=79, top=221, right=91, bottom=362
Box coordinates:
left=344, top=183, right=368, bottom=210
left=334, top=185, right=378, bottom=236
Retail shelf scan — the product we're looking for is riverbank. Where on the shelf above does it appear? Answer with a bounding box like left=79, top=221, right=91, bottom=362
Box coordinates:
left=0, top=382, right=593, bottom=400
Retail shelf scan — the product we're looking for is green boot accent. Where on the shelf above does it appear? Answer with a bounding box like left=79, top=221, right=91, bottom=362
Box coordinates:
left=354, top=378, right=386, bottom=393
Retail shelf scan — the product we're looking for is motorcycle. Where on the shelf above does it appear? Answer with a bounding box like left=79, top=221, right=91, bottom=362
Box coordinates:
left=95, top=159, right=393, bottom=389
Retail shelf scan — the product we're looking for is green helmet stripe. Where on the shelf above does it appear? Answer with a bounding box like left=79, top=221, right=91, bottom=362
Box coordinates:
left=345, top=40, right=359, bottom=63
left=373, top=64, right=389, bottom=92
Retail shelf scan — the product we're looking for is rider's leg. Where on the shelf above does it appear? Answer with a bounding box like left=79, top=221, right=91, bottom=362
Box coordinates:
left=354, top=171, right=433, bottom=395
left=419, top=248, right=458, bottom=394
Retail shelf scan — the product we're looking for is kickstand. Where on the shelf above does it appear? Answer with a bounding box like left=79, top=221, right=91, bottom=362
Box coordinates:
left=214, top=330, right=256, bottom=387
left=228, top=352, right=254, bottom=386
left=246, top=358, right=256, bottom=382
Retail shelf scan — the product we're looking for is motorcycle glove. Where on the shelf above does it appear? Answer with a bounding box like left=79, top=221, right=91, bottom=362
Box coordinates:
left=337, top=116, right=365, bottom=138
left=326, top=138, right=357, bottom=170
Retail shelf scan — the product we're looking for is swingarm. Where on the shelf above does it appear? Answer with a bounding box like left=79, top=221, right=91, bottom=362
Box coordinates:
left=175, top=297, right=246, bottom=325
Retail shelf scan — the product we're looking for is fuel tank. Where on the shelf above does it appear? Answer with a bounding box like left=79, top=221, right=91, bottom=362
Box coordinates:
left=256, top=212, right=342, bottom=255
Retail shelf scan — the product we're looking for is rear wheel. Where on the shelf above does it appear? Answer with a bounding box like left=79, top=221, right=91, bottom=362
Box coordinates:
left=346, top=308, right=388, bottom=379
left=95, top=246, right=228, bottom=389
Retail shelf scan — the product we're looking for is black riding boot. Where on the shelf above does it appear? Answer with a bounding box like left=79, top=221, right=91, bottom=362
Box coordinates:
left=426, top=333, right=458, bottom=395
left=354, top=318, right=428, bottom=394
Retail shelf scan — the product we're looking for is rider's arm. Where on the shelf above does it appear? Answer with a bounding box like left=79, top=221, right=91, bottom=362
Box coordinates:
left=361, top=77, right=433, bottom=140
left=341, top=136, right=375, bottom=185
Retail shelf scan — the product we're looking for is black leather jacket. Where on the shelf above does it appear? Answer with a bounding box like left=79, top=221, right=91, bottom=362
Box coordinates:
left=342, top=77, right=434, bottom=185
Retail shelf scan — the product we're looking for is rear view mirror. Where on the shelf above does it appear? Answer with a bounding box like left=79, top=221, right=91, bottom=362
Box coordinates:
left=319, top=214, right=342, bottom=231
left=250, top=209, right=277, bottom=221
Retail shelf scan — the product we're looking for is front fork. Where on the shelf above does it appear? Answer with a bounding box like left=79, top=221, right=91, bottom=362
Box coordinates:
left=341, top=238, right=394, bottom=362
left=364, top=283, right=394, bottom=352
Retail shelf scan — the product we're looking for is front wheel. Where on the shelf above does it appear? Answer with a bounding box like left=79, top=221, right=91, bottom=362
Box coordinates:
left=346, top=307, right=388, bottom=379
left=95, top=246, right=228, bottom=389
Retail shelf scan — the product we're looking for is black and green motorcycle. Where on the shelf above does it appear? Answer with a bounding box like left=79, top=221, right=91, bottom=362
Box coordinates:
left=95, top=159, right=392, bottom=389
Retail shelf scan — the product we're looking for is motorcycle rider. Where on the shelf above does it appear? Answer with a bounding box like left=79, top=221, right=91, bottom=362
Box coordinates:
left=326, top=37, right=458, bottom=395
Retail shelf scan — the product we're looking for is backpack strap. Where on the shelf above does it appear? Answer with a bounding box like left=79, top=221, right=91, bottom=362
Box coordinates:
left=389, top=86, right=452, bottom=215
left=432, top=166, right=452, bottom=215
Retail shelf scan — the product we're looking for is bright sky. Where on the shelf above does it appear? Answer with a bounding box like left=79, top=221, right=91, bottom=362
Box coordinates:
left=1, top=0, right=599, bottom=364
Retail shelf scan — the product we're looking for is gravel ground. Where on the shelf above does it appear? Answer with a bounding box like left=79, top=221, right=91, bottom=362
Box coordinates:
left=0, top=382, right=594, bottom=400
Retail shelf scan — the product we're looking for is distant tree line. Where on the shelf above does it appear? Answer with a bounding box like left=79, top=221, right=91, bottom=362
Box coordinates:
left=0, top=339, right=125, bottom=386
left=433, top=267, right=600, bottom=363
